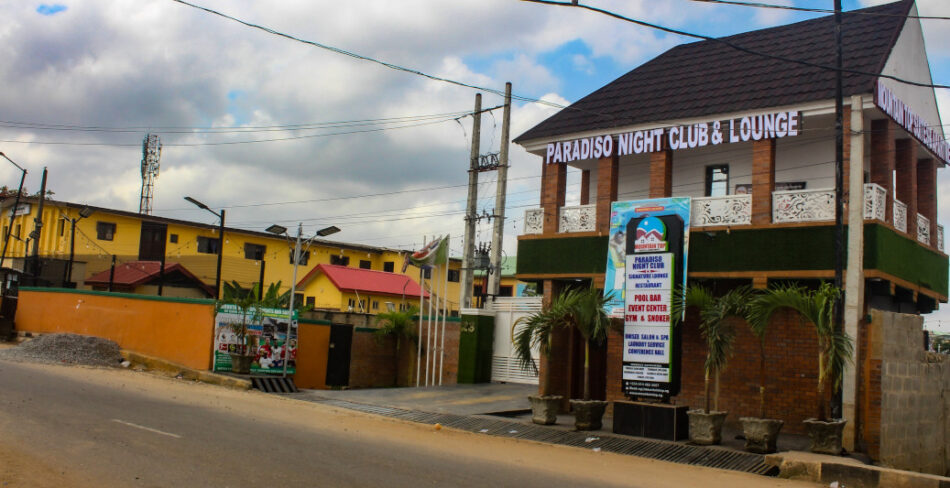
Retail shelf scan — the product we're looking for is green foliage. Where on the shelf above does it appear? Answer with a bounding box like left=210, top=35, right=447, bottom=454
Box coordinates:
left=374, top=306, right=419, bottom=347
left=222, top=280, right=293, bottom=309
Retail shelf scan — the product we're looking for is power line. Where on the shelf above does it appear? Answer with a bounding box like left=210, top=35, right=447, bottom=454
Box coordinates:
left=520, top=0, right=950, bottom=90
left=687, top=0, right=950, bottom=20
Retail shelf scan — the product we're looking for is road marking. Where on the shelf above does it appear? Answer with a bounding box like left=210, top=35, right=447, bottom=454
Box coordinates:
left=111, top=419, right=182, bottom=438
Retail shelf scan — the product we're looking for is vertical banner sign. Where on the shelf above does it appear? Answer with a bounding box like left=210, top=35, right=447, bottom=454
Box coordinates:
left=604, top=198, right=689, bottom=402
left=213, top=304, right=298, bottom=374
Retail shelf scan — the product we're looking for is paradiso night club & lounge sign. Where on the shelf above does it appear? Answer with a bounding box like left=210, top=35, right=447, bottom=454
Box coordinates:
left=546, top=111, right=801, bottom=164
left=605, top=198, right=689, bottom=402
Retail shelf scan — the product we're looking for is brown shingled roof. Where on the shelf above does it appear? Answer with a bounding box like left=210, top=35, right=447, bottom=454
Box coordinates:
left=515, top=0, right=912, bottom=144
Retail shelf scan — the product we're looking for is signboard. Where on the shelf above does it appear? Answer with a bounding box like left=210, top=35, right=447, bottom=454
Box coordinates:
left=875, top=80, right=949, bottom=165
left=6, top=203, right=30, bottom=217
left=213, top=304, right=298, bottom=374
left=605, top=198, right=689, bottom=402
left=546, top=111, right=801, bottom=164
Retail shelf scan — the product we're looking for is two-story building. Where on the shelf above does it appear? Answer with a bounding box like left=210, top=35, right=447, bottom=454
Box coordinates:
left=514, top=0, right=946, bottom=458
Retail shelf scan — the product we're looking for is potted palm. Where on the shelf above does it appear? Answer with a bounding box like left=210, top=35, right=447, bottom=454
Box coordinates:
left=674, top=285, right=750, bottom=445
left=747, top=283, right=853, bottom=455
left=220, top=281, right=264, bottom=374
left=567, top=287, right=615, bottom=431
left=739, top=291, right=785, bottom=454
left=374, top=306, right=418, bottom=386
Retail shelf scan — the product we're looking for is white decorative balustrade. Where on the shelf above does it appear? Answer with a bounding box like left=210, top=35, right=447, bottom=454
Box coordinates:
left=772, top=188, right=835, bottom=223
left=893, top=200, right=907, bottom=233
left=558, top=204, right=596, bottom=233
left=863, top=183, right=887, bottom=222
left=523, top=208, right=544, bottom=235
left=691, top=194, right=752, bottom=227
left=938, top=225, right=944, bottom=252
left=917, top=214, right=930, bottom=245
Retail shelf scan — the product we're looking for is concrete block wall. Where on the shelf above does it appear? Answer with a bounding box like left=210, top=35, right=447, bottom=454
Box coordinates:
left=871, top=309, right=949, bottom=476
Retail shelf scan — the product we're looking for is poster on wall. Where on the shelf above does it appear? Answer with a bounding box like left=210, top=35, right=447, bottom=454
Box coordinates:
left=604, top=197, right=689, bottom=402
left=213, top=304, right=298, bottom=374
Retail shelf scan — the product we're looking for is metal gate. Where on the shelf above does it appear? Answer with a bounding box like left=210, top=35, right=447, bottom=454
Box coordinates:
left=490, top=297, right=542, bottom=384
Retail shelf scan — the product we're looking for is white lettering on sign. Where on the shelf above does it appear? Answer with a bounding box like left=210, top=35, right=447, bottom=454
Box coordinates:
left=545, top=111, right=801, bottom=164
left=875, top=81, right=950, bottom=165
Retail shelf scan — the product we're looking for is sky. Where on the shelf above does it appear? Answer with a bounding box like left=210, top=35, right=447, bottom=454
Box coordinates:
left=2, top=0, right=950, bottom=332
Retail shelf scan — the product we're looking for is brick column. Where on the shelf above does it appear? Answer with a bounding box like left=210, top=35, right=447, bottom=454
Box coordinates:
left=895, top=139, right=918, bottom=236
left=870, top=119, right=896, bottom=222
left=580, top=170, right=590, bottom=205
left=596, top=154, right=619, bottom=233
left=649, top=150, right=672, bottom=198
left=541, top=162, right=566, bottom=234
left=917, top=157, right=937, bottom=246
left=752, top=139, right=776, bottom=225
left=540, top=279, right=569, bottom=402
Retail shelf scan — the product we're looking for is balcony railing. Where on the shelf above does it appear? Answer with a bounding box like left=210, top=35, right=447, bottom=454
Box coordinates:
left=894, top=200, right=907, bottom=233
left=864, top=183, right=887, bottom=222
left=558, top=204, right=596, bottom=233
left=772, top=188, right=835, bottom=223
left=524, top=208, right=544, bottom=235
left=917, top=214, right=931, bottom=245
left=691, top=194, right=752, bottom=227
left=938, top=225, right=944, bottom=252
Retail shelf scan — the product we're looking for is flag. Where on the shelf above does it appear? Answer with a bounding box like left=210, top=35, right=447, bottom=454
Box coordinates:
left=402, top=235, right=449, bottom=272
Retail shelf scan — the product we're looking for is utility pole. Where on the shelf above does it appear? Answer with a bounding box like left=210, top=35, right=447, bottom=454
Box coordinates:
left=30, top=167, right=48, bottom=286
left=832, top=0, right=845, bottom=420
left=488, top=82, right=512, bottom=296
left=459, top=94, right=482, bottom=309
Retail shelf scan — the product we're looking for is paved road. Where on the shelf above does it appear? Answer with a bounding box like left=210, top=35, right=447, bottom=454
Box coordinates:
left=0, top=359, right=817, bottom=487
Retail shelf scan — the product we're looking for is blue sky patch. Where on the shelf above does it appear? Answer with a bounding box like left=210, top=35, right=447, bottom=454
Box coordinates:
left=36, top=4, right=67, bottom=16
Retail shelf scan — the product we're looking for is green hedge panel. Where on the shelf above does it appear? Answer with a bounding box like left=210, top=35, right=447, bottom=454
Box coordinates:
left=517, top=236, right=609, bottom=275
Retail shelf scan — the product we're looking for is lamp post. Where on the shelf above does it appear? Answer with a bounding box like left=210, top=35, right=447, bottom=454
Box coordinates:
left=184, top=196, right=225, bottom=300
left=267, top=223, right=340, bottom=378
left=64, top=206, right=94, bottom=286
left=0, top=152, right=28, bottom=276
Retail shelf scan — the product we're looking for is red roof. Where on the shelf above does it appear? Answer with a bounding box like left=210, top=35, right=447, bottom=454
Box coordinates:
left=85, top=261, right=214, bottom=296
left=296, top=264, right=428, bottom=298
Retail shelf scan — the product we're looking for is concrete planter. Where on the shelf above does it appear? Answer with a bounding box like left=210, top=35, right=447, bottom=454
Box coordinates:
left=229, top=353, right=254, bottom=374
left=803, top=418, right=846, bottom=455
left=687, top=410, right=728, bottom=445
left=570, top=399, right=607, bottom=431
left=739, top=417, right=784, bottom=453
left=528, top=395, right=562, bottom=425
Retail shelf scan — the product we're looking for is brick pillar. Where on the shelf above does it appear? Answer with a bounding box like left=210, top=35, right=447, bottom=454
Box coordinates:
left=596, top=154, right=619, bottom=233
left=870, top=119, right=895, bottom=222
left=916, top=158, right=937, bottom=246
left=539, top=280, right=569, bottom=402
left=580, top=170, right=590, bottom=205
left=895, top=139, right=918, bottom=236
left=752, top=139, right=776, bottom=225
left=649, top=150, right=672, bottom=198
left=541, top=163, right=566, bottom=234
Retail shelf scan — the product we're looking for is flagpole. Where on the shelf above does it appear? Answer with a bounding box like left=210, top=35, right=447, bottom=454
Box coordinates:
left=432, top=263, right=440, bottom=385
left=439, top=237, right=449, bottom=385
left=416, top=265, right=423, bottom=387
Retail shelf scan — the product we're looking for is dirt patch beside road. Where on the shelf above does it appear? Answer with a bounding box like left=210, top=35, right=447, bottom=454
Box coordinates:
left=0, top=440, right=95, bottom=488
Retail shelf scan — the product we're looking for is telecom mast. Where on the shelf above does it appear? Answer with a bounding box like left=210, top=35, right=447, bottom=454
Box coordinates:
left=139, top=133, right=161, bottom=214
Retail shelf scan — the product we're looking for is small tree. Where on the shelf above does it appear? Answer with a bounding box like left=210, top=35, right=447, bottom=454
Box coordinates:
left=569, top=287, right=615, bottom=401
left=220, top=282, right=264, bottom=356
left=748, top=283, right=853, bottom=421
left=374, top=306, right=418, bottom=386
left=513, top=288, right=579, bottom=397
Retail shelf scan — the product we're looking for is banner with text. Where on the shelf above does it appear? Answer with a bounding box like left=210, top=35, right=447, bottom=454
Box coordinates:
left=213, top=304, right=298, bottom=375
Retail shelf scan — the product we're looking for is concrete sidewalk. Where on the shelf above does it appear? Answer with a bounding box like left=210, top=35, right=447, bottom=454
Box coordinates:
left=298, top=382, right=536, bottom=415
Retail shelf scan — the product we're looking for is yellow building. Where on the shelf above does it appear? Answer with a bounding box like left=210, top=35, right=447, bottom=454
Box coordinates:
left=0, top=197, right=463, bottom=314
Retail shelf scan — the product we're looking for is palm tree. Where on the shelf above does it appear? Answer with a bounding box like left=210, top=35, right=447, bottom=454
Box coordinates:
left=513, top=288, right=578, bottom=397
left=374, top=306, right=418, bottom=386
left=747, top=282, right=853, bottom=421
left=569, top=287, right=615, bottom=401
left=673, top=285, right=751, bottom=413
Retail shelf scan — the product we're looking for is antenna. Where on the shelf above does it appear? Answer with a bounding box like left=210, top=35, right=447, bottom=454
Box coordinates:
left=139, top=133, right=162, bottom=214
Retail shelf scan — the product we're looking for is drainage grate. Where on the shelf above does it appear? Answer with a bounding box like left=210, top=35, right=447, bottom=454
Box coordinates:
left=311, top=398, right=777, bottom=476
left=251, top=376, right=298, bottom=393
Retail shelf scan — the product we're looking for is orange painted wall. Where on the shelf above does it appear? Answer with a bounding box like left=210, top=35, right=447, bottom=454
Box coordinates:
left=16, top=289, right=215, bottom=370
left=295, top=321, right=331, bottom=389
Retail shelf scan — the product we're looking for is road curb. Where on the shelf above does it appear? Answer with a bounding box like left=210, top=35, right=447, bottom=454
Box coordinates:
left=766, top=452, right=950, bottom=487
left=120, top=350, right=251, bottom=390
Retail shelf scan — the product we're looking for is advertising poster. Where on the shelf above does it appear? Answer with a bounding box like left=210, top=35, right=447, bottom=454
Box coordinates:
left=213, top=304, right=298, bottom=374
left=604, top=197, right=689, bottom=402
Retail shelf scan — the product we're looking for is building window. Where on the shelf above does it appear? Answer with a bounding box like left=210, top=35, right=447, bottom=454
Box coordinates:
left=244, top=243, right=266, bottom=260
left=705, top=165, right=729, bottom=197
left=169, top=233, right=178, bottom=243
left=372, top=300, right=379, bottom=310
left=306, top=296, right=315, bottom=308
left=331, top=255, right=349, bottom=266
left=290, top=249, right=310, bottom=265
left=422, top=268, right=432, bottom=279
left=96, top=222, right=116, bottom=241
left=500, top=285, right=513, bottom=297
left=58, top=218, right=65, bottom=237
left=383, top=261, right=394, bottom=273
left=359, top=260, right=371, bottom=269
left=294, top=293, right=304, bottom=306
left=447, top=269, right=460, bottom=282
left=197, top=236, right=220, bottom=254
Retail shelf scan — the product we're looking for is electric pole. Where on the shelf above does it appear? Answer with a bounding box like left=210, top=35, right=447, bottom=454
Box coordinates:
left=832, top=0, right=844, bottom=420
left=459, top=94, right=482, bottom=309
left=488, top=82, right=512, bottom=296
left=30, top=167, right=48, bottom=285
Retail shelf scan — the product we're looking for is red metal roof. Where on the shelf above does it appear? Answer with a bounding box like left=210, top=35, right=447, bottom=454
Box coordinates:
left=85, top=260, right=214, bottom=296
left=296, top=264, right=428, bottom=298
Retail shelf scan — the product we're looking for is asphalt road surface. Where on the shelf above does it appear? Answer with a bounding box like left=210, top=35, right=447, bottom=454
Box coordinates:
left=0, top=359, right=819, bottom=488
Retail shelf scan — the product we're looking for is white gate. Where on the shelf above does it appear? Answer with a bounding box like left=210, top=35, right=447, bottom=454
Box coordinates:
left=489, top=297, right=542, bottom=384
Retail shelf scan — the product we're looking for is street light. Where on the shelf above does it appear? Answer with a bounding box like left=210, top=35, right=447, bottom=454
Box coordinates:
left=184, top=196, right=225, bottom=299
left=267, top=223, right=340, bottom=377
left=64, top=206, right=94, bottom=285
